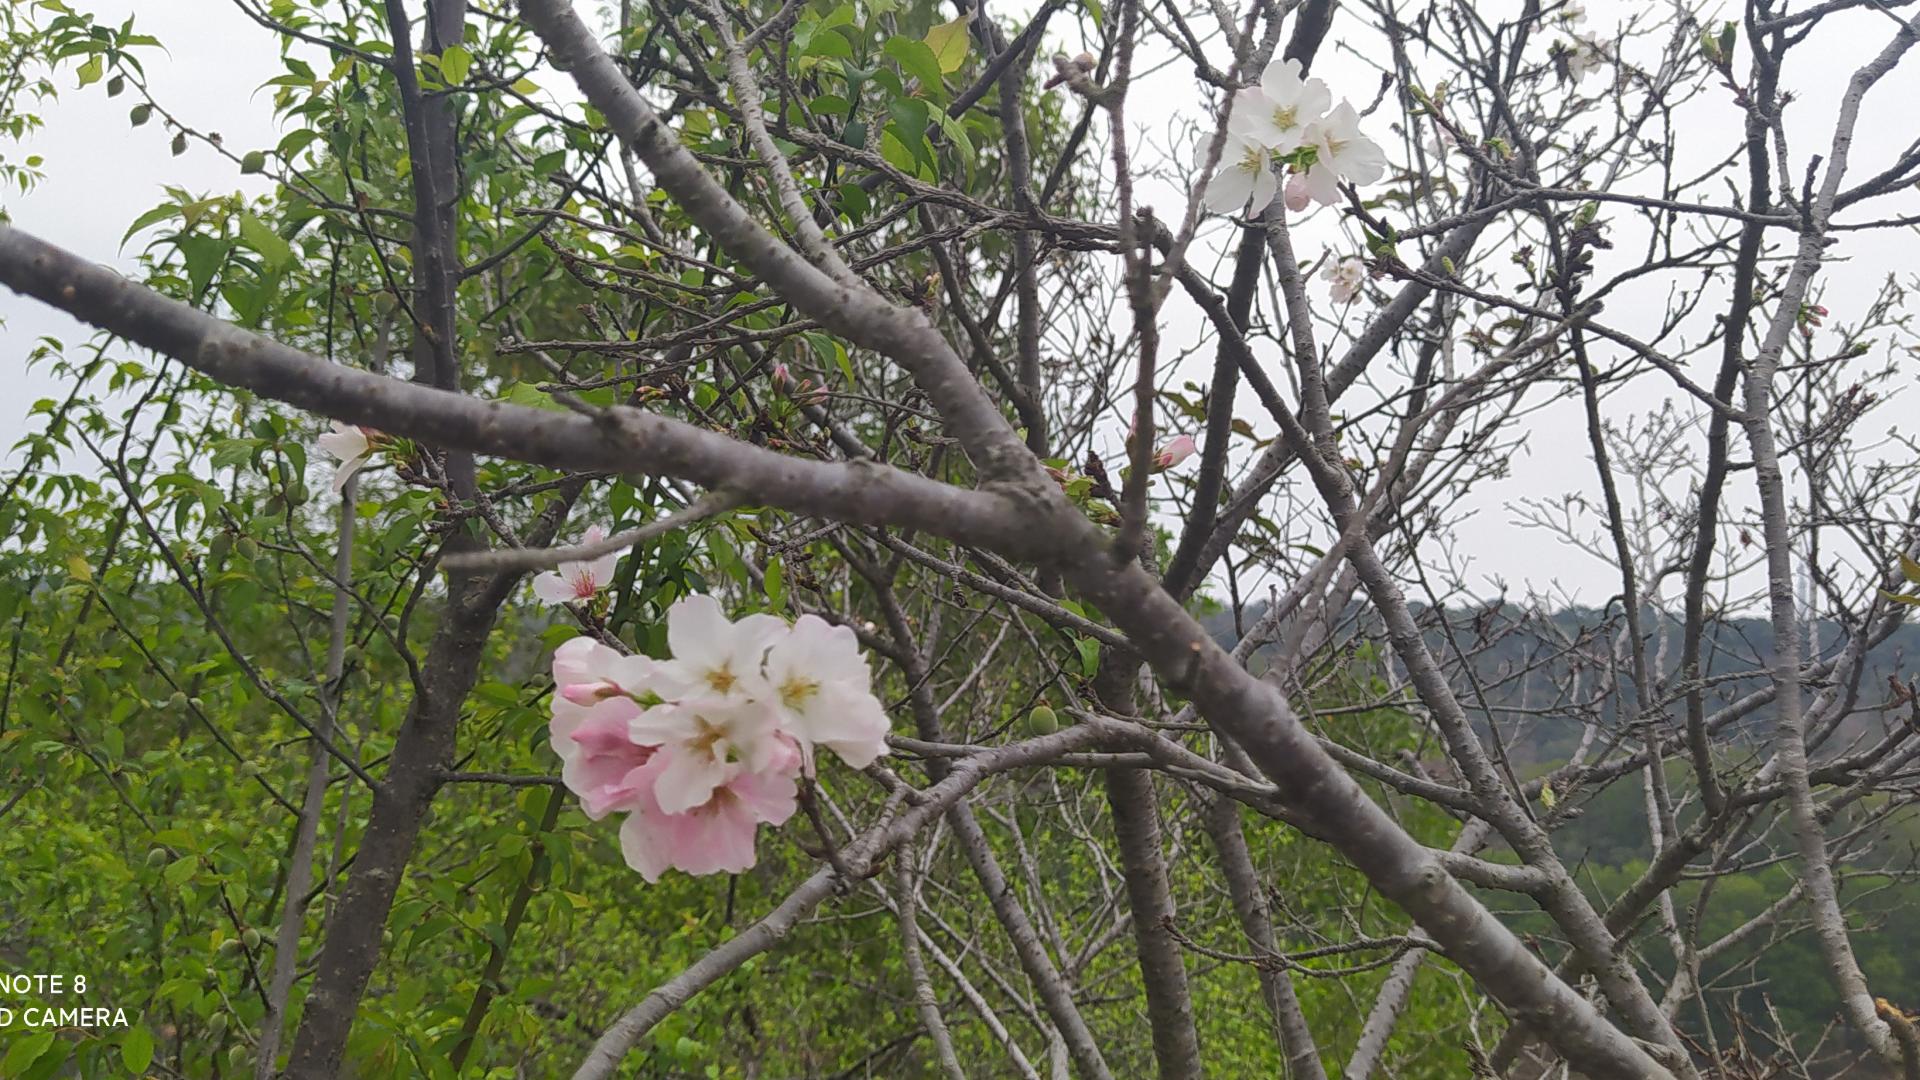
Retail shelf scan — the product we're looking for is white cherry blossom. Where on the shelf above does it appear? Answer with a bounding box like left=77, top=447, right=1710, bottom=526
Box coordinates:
left=626, top=695, right=786, bottom=814
left=1202, top=132, right=1281, bottom=215
left=647, top=593, right=786, bottom=702
left=761, top=615, right=891, bottom=770
left=532, top=526, right=621, bottom=605
left=315, top=421, right=373, bottom=495
left=1229, top=57, right=1332, bottom=153
left=1300, top=102, right=1388, bottom=207
left=1324, top=257, right=1367, bottom=304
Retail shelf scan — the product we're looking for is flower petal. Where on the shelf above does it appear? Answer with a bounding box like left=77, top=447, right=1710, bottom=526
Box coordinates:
left=532, top=572, right=576, bottom=605
left=1202, top=163, right=1257, bottom=214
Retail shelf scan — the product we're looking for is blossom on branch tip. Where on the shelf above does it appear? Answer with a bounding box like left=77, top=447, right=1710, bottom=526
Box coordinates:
left=544, top=592, right=893, bottom=880
left=532, top=525, right=621, bottom=605
left=551, top=696, right=654, bottom=820
left=1153, top=434, right=1198, bottom=471
left=315, top=421, right=375, bottom=495
left=1198, top=56, right=1384, bottom=215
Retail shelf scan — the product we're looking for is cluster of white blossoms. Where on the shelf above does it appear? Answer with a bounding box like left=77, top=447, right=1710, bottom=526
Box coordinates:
left=1203, top=56, right=1387, bottom=216
left=548, top=595, right=891, bottom=881
left=1322, top=257, right=1367, bottom=304
left=1557, top=2, right=1607, bottom=81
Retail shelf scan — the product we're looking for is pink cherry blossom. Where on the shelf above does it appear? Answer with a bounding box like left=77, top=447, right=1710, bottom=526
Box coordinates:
left=551, top=635, right=655, bottom=703
left=532, top=526, right=621, bottom=606
left=550, top=696, right=655, bottom=819
left=762, top=615, right=891, bottom=770
left=617, top=745, right=799, bottom=882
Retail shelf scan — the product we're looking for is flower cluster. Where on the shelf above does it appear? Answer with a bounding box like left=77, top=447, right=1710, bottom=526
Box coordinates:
left=549, top=595, right=891, bottom=881
left=1323, top=257, right=1367, bottom=304
left=1557, top=3, right=1607, bottom=82
left=1203, top=57, right=1386, bottom=215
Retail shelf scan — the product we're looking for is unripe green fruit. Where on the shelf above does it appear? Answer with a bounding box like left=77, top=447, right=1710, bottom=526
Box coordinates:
left=1024, top=704, right=1060, bottom=736
left=218, top=938, right=242, bottom=955
left=146, top=848, right=168, bottom=867
left=241, top=928, right=262, bottom=950
left=167, top=691, right=188, bottom=711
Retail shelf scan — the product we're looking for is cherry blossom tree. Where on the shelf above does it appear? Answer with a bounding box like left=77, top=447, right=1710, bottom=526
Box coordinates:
left=6, top=0, right=1920, bottom=1077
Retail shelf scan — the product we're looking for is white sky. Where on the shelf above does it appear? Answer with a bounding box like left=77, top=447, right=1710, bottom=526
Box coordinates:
left=2, top=0, right=1916, bottom=606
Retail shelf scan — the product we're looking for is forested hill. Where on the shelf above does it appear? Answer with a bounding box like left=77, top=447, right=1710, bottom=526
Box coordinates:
left=1204, top=601, right=1920, bottom=769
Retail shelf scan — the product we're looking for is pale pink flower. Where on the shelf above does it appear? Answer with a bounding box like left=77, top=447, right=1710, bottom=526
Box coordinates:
left=617, top=744, right=800, bottom=882
left=627, top=695, right=786, bottom=814
left=1153, top=434, right=1198, bottom=471
left=647, top=594, right=786, bottom=702
left=1323, top=257, right=1367, bottom=304
left=551, top=635, right=655, bottom=705
left=532, top=526, right=621, bottom=605
left=315, top=421, right=374, bottom=495
left=550, top=696, right=655, bottom=819
left=762, top=615, right=891, bottom=770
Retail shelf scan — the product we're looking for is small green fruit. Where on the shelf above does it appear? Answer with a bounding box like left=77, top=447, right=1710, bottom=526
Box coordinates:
left=1024, top=704, right=1059, bottom=736
left=146, top=848, right=168, bottom=867
left=241, top=928, right=262, bottom=950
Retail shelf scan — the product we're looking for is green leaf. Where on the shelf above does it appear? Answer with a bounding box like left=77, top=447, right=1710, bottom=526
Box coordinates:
left=499, top=381, right=566, bottom=412
left=176, top=233, right=228, bottom=297
left=76, top=55, right=103, bottom=88
left=923, top=13, right=971, bottom=74
left=764, top=557, right=786, bottom=611
left=163, top=856, right=195, bottom=886
left=883, top=37, right=943, bottom=96
left=121, top=1026, right=155, bottom=1074
left=2, top=1029, right=55, bottom=1076
left=238, top=212, right=293, bottom=270
left=1076, top=637, right=1100, bottom=678
left=440, top=44, right=471, bottom=85
left=934, top=110, right=975, bottom=182
left=1900, top=555, right=1920, bottom=585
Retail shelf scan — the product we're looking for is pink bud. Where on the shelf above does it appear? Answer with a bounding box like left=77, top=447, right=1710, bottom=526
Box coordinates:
left=1283, top=173, right=1312, bottom=213
left=1153, top=434, right=1198, bottom=471
left=772, top=362, right=791, bottom=383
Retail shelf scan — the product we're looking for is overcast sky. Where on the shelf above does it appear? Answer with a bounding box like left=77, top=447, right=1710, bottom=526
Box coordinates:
left=3, top=0, right=1916, bottom=607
